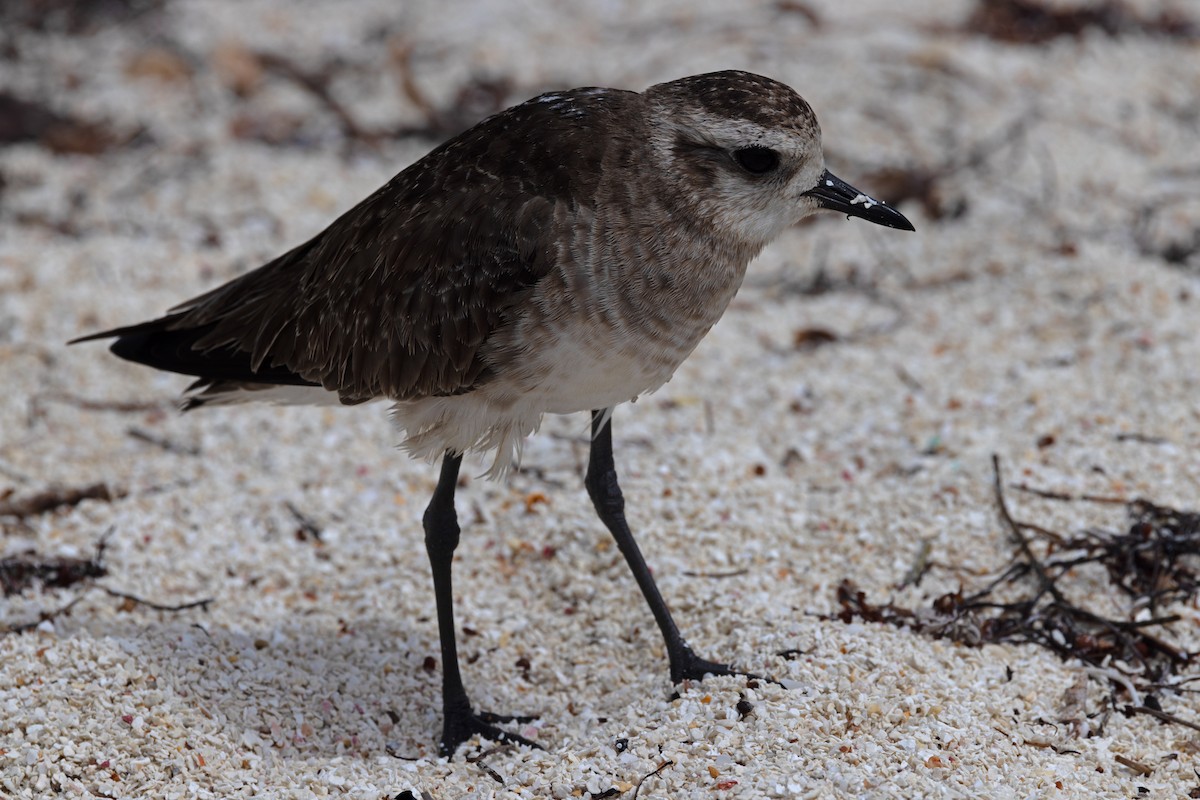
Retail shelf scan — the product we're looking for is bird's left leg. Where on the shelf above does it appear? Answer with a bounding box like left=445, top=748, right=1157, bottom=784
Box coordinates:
left=584, top=409, right=765, bottom=685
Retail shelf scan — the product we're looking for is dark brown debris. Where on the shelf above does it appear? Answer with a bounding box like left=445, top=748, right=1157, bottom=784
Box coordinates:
left=1133, top=198, right=1200, bottom=270
left=896, top=538, right=934, bottom=589
left=1113, top=753, right=1153, bottom=776
left=252, top=51, right=381, bottom=146
left=228, top=109, right=307, bottom=147
left=4, top=581, right=211, bottom=633
left=2, top=531, right=212, bottom=632
left=631, top=760, right=674, bottom=800
left=848, top=116, right=1032, bottom=224
left=389, top=42, right=517, bottom=141
left=1011, top=482, right=1126, bottom=505
left=0, top=482, right=123, bottom=521
left=835, top=581, right=915, bottom=626
left=1068, top=499, right=1200, bottom=611
left=1115, top=432, right=1168, bottom=445
left=228, top=46, right=520, bottom=149
left=0, top=0, right=167, bottom=35
left=124, top=45, right=193, bottom=84
left=1, top=544, right=107, bottom=595
left=792, top=327, right=840, bottom=350
left=856, top=163, right=967, bottom=223
left=832, top=456, right=1200, bottom=732
left=127, top=426, right=201, bottom=456
left=0, top=92, right=133, bottom=155
left=773, top=1, right=822, bottom=27
left=1128, top=703, right=1200, bottom=734
left=963, top=0, right=1199, bottom=44
left=286, top=502, right=323, bottom=543
left=34, top=391, right=171, bottom=414
left=98, top=585, right=211, bottom=614
left=464, top=744, right=511, bottom=784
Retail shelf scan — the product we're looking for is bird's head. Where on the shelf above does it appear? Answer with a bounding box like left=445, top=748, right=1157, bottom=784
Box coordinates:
left=644, top=70, right=913, bottom=246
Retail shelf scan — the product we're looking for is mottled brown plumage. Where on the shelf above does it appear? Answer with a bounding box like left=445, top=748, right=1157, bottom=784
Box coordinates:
left=118, top=88, right=630, bottom=403
left=77, top=72, right=910, bottom=476
left=74, top=71, right=913, bottom=756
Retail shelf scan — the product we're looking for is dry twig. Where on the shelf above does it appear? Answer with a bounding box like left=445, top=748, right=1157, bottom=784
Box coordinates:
left=0, top=483, right=123, bottom=520
left=2, top=531, right=212, bottom=633
left=832, top=455, right=1200, bottom=733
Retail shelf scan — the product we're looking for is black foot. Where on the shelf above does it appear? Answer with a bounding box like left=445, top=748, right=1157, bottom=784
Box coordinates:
left=670, top=644, right=782, bottom=687
left=440, top=708, right=542, bottom=758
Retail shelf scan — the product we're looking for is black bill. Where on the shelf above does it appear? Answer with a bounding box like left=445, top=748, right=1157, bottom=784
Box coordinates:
left=804, top=169, right=915, bottom=231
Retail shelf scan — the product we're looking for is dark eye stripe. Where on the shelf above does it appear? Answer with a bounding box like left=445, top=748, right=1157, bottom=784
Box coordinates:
left=733, top=147, right=779, bottom=174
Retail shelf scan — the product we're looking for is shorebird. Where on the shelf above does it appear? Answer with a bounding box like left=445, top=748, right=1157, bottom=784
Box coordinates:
left=74, top=70, right=914, bottom=756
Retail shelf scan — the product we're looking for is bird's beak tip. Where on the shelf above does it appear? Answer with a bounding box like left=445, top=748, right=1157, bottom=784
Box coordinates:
left=804, top=169, right=915, bottom=232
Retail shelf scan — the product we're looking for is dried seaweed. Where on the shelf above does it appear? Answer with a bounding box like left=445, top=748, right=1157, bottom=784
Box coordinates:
left=0, top=92, right=133, bottom=155
left=1058, top=500, right=1200, bottom=613
left=631, top=760, right=674, bottom=800
left=227, top=46, right=520, bottom=149
left=391, top=47, right=516, bottom=141
left=1, top=531, right=212, bottom=633
left=1, top=543, right=108, bottom=595
left=964, top=0, right=1198, bottom=44
left=1132, top=196, right=1200, bottom=270
left=0, top=482, right=123, bottom=521
left=285, top=501, right=323, bottom=543
left=854, top=115, right=1032, bottom=223
left=251, top=52, right=381, bottom=145
left=0, top=0, right=167, bottom=35
left=834, top=456, right=1199, bottom=724
left=126, top=426, right=200, bottom=456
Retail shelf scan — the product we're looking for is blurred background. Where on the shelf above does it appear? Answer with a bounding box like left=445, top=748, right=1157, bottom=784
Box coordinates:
left=1, top=0, right=1195, bottom=266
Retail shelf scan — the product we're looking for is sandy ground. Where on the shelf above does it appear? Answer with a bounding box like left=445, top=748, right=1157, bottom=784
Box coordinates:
left=3, top=0, right=1200, bottom=797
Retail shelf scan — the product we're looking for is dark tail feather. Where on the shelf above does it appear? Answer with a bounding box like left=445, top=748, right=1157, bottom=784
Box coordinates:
left=70, top=316, right=320, bottom=388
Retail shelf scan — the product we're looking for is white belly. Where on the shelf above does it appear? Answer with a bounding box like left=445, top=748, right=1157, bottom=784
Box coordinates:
left=393, top=250, right=748, bottom=476
left=524, top=325, right=682, bottom=414
left=391, top=312, right=704, bottom=476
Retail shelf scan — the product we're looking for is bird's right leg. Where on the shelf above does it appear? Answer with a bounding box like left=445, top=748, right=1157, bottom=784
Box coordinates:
left=423, top=452, right=538, bottom=757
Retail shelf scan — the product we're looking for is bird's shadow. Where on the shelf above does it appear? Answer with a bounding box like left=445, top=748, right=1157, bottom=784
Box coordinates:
left=55, top=611, right=557, bottom=761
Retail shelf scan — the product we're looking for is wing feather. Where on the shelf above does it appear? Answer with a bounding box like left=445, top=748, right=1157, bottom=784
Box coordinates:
left=73, top=86, right=642, bottom=404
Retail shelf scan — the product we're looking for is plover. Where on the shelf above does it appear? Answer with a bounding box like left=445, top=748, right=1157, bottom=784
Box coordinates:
left=74, top=70, right=914, bottom=755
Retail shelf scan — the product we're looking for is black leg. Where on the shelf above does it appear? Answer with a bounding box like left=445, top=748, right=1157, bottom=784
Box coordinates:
left=585, top=409, right=763, bottom=684
left=423, top=452, right=538, bottom=757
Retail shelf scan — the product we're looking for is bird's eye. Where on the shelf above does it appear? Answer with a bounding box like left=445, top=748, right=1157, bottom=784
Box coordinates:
left=732, top=147, right=779, bottom=175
